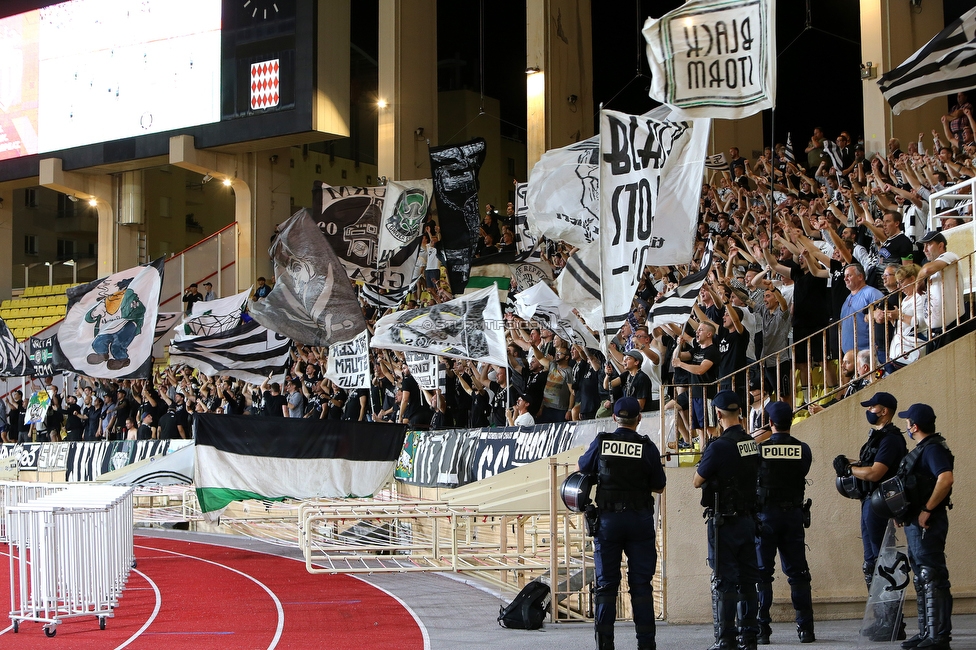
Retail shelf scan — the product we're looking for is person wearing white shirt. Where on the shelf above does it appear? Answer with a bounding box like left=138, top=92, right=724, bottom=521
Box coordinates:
left=508, top=395, right=535, bottom=427
left=918, top=230, right=964, bottom=351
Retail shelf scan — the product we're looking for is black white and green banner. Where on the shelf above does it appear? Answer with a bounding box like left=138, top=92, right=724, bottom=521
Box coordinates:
left=193, top=413, right=407, bottom=514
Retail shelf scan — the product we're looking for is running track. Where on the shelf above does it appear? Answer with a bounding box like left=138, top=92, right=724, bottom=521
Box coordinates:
left=1, top=536, right=428, bottom=649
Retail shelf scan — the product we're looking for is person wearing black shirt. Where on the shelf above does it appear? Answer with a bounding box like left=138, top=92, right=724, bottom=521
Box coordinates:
left=487, top=367, right=516, bottom=428
left=82, top=397, right=103, bottom=441
left=182, top=283, right=203, bottom=315
left=158, top=392, right=190, bottom=439
left=260, top=378, right=287, bottom=417
left=865, top=211, right=915, bottom=288
left=137, top=412, right=154, bottom=440
left=716, top=305, right=749, bottom=404
left=63, top=395, right=85, bottom=442
left=114, top=389, right=133, bottom=439
left=674, top=321, right=721, bottom=440
left=342, top=388, right=369, bottom=421
left=6, top=390, right=25, bottom=444
left=571, top=346, right=603, bottom=421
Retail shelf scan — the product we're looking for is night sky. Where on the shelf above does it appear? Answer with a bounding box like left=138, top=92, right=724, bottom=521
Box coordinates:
left=436, top=0, right=973, bottom=150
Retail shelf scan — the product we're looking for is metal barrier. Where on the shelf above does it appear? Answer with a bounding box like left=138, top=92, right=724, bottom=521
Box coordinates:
left=661, top=246, right=976, bottom=451
left=7, top=484, right=134, bottom=637
left=0, top=481, right=65, bottom=543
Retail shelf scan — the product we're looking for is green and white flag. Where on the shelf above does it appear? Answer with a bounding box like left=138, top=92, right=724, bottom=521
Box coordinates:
left=193, top=413, right=407, bottom=516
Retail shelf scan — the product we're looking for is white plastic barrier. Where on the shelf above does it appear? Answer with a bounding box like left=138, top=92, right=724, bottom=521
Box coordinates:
left=7, top=484, right=134, bottom=637
left=0, top=481, right=65, bottom=543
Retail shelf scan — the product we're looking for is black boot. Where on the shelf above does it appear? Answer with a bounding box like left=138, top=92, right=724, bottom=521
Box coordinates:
left=902, top=578, right=928, bottom=649
left=917, top=586, right=952, bottom=650
left=756, top=580, right=772, bottom=645
left=707, top=590, right=738, bottom=650
left=595, top=624, right=614, bottom=650
left=796, top=609, right=816, bottom=644
left=737, top=590, right=759, bottom=650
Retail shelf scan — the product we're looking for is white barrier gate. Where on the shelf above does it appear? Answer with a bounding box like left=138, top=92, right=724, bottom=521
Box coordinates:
left=7, top=484, right=135, bottom=637
left=0, top=481, right=66, bottom=544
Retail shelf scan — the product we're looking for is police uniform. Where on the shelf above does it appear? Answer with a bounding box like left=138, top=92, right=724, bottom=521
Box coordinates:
left=578, top=397, right=666, bottom=650
left=755, top=401, right=815, bottom=644
left=695, top=390, right=761, bottom=650
left=852, top=394, right=908, bottom=588
left=895, top=404, right=954, bottom=650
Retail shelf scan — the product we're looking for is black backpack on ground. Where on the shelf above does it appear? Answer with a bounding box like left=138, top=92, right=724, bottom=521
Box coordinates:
left=497, top=580, right=551, bottom=630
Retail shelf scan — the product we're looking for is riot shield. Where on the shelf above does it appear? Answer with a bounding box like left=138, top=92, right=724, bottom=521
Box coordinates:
left=858, top=520, right=910, bottom=646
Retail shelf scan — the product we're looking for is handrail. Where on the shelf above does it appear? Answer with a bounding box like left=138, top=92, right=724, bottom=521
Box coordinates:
left=660, top=248, right=976, bottom=449
left=166, top=222, right=238, bottom=260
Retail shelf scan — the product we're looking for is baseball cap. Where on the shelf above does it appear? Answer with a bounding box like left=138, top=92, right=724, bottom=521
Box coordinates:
left=712, top=390, right=741, bottom=412
left=624, top=350, right=644, bottom=363
left=860, top=392, right=897, bottom=411
left=765, top=401, right=793, bottom=428
left=613, top=397, right=641, bottom=418
left=898, top=403, right=936, bottom=429
left=919, top=230, right=947, bottom=245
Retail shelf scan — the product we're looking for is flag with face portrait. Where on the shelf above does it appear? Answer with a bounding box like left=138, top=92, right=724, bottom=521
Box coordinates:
left=370, top=285, right=506, bottom=366
left=643, top=0, right=776, bottom=119
left=249, top=209, right=367, bottom=347
left=0, top=318, right=33, bottom=377
left=428, top=138, right=487, bottom=294
left=599, top=109, right=709, bottom=338
left=525, top=136, right=600, bottom=247
left=51, top=258, right=164, bottom=379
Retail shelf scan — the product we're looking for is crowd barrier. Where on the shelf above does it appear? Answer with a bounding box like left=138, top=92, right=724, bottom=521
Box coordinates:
left=6, top=484, right=135, bottom=637
left=0, top=481, right=65, bottom=543
left=0, top=439, right=193, bottom=481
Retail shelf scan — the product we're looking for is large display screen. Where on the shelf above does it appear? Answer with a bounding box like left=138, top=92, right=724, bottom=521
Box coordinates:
left=0, top=0, right=221, bottom=161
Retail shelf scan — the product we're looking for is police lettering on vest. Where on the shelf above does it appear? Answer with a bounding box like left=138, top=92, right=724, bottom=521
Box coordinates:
left=601, top=439, right=643, bottom=459
left=737, top=439, right=759, bottom=456
left=761, top=444, right=802, bottom=459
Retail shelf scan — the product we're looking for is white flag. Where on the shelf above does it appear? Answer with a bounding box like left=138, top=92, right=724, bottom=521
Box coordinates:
left=513, top=281, right=599, bottom=350
left=370, top=285, right=507, bottom=366
left=175, top=287, right=251, bottom=341
left=643, top=0, right=776, bottom=119
left=599, top=109, right=709, bottom=337
left=325, top=329, right=371, bottom=390
left=525, top=136, right=600, bottom=247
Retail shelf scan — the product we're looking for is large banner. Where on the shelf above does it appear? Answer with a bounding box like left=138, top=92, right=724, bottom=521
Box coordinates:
left=250, top=208, right=366, bottom=347
left=370, top=285, right=507, bottom=366
left=643, top=0, right=776, bottom=119
left=429, top=138, right=487, bottom=294
left=0, top=318, right=34, bottom=377
left=52, top=258, right=164, bottom=379
left=599, top=109, right=708, bottom=337
left=525, top=136, right=600, bottom=247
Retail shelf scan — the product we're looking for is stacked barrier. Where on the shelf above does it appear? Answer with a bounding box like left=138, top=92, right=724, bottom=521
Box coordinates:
left=7, top=484, right=135, bottom=637
left=0, top=482, right=65, bottom=543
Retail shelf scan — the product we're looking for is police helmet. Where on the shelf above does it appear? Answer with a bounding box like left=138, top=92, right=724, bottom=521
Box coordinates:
left=560, top=471, right=596, bottom=512
left=835, top=474, right=866, bottom=500
left=870, top=476, right=910, bottom=519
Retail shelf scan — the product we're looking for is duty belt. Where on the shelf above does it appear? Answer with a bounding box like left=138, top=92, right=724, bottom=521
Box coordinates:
left=603, top=502, right=652, bottom=512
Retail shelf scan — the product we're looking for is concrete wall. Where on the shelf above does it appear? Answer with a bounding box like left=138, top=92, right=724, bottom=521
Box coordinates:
left=663, top=332, right=976, bottom=623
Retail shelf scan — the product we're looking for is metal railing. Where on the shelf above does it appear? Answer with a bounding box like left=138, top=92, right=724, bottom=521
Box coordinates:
left=158, top=222, right=238, bottom=312
left=661, top=248, right=976, bottom=451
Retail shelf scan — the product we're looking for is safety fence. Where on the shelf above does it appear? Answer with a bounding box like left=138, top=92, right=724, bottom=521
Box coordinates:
left=6, top=484, right=134, bottom=637
left=661, top=241, right=976, bottom=452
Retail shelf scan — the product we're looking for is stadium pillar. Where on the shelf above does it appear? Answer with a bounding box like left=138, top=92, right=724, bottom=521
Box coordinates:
left=38, top=158, right=116, bottom=275
left=525, top=0, right=594, bottom=169
left=377, top=0, right=438, bottom=182
left=860, top=0, right=945, bottom=159
left=169, top=136, right=280, bottom=290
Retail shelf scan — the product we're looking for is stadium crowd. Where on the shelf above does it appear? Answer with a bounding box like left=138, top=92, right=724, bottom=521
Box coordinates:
left=2, top=93, right=974, bottom=445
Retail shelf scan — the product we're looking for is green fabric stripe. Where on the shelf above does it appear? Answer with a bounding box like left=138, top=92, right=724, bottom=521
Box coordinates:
left=465, top=276, right=510, bottom=290
left=195, top=487, right=288, bottom=513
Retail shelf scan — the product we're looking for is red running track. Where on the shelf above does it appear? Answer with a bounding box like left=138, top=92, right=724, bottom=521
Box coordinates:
left=1, top=535, right=428, bottom=649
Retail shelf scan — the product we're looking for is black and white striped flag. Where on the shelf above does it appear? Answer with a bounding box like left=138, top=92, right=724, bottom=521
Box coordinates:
left=649, top=240, right=714, bottom=328
left=823, top=139, right=844, bottom=173
left=785, top=132, right=795, bottom=165
left=704, top=152, right=728, bottom=171
left=878, top=7, right=976, bottom=115
left=169, top=319, right=291, bottom=384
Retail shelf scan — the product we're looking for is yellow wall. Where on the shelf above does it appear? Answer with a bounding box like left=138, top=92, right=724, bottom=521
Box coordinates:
left=664, top=332, right=976, bottom=623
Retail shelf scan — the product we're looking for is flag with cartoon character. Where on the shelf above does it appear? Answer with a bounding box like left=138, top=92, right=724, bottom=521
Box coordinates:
left=249, top=208, right=367, bottom=347
left=52, top=258, right=164, bottom=379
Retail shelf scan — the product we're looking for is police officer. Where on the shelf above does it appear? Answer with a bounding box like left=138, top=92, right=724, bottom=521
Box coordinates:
left=755, top=401, right=815, bottom=644
left=693, top=390, right=761, bottom=650
left=895, top=404, right=954, bottom=650
left=833, top=391, right=908, bottom=640
left=578, top=396, right=666, bottom=650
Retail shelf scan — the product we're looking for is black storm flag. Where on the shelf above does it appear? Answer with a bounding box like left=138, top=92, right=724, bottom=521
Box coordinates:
left=429, top=137, right=487, bottom=294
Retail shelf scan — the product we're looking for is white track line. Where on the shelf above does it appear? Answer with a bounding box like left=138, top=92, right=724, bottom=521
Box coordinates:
left=113, top=568, right=161, bottom=650
left=135, top=543, right=284, bottom=650
left=343, top=574, right=432, bottom=650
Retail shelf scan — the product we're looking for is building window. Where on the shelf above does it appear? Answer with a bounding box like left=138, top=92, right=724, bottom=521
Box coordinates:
left=24, top=188, right=38, bottom=208
left=508, top=157, right=516, bottom=176
left=25, top=235, right=38, bottom=256
left=57, top=194, right=76, bottom=218
left=57, top=239, right=76, bottom=260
